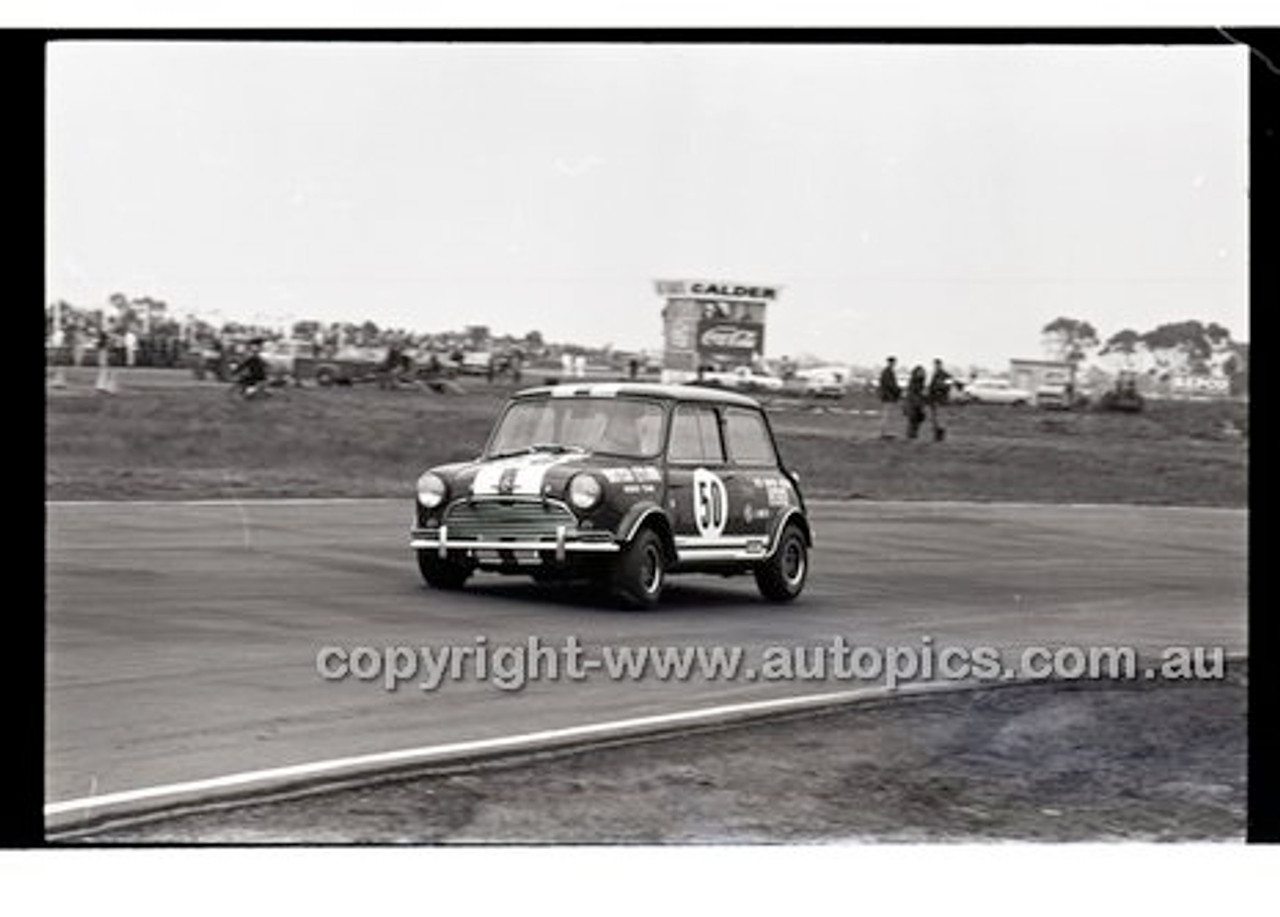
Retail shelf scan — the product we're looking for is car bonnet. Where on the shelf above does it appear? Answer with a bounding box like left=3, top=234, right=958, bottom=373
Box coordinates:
left=436, top=451, right=594, bottom=498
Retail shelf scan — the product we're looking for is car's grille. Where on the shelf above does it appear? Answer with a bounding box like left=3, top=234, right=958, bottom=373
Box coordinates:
left=442, top=499, right=577, bottom=541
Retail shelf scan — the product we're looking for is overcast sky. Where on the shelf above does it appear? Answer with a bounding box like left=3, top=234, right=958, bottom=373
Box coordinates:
left=46, top=41, right=1248, bottom=368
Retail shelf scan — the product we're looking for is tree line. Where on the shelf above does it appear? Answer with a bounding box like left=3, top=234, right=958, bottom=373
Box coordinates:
left=1041, top=316, right=1247, bottom=386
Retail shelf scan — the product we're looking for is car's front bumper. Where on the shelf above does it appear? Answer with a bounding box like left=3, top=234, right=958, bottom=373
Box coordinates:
left=410, top=524, right=621, bottom=562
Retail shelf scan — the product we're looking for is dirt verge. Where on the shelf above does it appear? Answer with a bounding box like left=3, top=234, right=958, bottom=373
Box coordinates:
left=70, top=662, right=1246, bottom=844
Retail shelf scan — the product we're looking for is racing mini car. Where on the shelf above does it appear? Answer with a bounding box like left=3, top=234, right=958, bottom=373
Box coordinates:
left=409, top=382, right=812, bottom=607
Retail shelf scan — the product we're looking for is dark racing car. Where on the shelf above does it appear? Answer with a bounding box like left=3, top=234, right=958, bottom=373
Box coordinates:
left=410, top=382, right=812, bottom=608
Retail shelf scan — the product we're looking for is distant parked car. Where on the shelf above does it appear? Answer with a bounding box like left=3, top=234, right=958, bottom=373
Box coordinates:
left=293, top=347, right=385, bottom=386
left=260, top=339, right=309, bottom=384
left=189, top=338, right=251, bottom=382
left=955, top=378, right=1033, bottom=406
left=1034, top=384, right=1072, bottom=410
left=698, top=365, right=785, bottom=393
left=794, top=366, right=850, bottom=399
left=458, top=351, right=494, bottom=376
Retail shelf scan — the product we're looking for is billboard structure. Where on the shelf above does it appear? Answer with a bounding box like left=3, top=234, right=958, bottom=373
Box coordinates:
left=655, top=279, right=778, bottom=382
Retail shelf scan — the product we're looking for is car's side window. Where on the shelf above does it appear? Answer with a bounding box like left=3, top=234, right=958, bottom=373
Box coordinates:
left=668, top=404, right=725, bottom=464
left=723, top=408, right=777, bottom=466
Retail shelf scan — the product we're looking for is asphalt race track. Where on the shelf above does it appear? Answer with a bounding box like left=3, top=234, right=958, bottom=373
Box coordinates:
left=45, top=499, right=1246, bottom=828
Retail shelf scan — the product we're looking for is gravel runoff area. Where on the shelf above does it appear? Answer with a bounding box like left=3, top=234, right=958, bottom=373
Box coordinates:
left=65, top=661, right=1246, bottom=844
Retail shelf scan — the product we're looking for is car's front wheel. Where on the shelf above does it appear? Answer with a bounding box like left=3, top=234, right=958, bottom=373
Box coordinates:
left=755, top=523, right=808, bottom=602
left=610, top=528, right=666, bottom=609
left=417, top=550, right=472, bottom=590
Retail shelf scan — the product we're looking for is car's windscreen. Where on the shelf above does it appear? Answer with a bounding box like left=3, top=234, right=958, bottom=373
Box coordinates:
left=487, top=397, right=666, bottom=459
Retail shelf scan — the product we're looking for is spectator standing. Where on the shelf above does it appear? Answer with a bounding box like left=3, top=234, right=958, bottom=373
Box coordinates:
left=903, top=365, right=928, bottom=440
left=927, top=358, right=952, bottom=442
left=878, top=356, right=902, bottom=439
left=233, top=338, right=269, bottom=397
left=379, top=339, right=405, bottom=390
left=124, top=327, right=138, bottom=367
left=48, top=323, right=67, bottom=388
left=94, top=321, right=117, bottom=394
left=72, top=319, right=88, bottom=367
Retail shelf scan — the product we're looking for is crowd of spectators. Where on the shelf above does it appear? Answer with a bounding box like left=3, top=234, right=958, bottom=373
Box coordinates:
left=43, top=298, right=574, bottom=374
left=46, top=295, right=676, bottom=397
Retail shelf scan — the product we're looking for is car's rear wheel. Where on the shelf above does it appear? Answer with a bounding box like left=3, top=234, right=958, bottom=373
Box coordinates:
left=417, top=550, right=472, bottom=590
left=610, top=528, right=665, bottom=609
left=755, top=523, right=808, bottom=602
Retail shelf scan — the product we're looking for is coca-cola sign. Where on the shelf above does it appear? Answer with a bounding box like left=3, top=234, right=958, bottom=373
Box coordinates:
left=697, top=320, right=764, bottom=357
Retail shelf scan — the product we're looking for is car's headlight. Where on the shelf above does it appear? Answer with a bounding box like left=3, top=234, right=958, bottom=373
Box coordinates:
left=416, top=472, right=448, bottom=508
left=567, top=473, right=603, bottom=511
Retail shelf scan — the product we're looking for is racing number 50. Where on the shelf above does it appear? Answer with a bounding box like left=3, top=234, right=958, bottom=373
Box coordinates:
left=697, top=479, right=723, bottom=530
left=692, top=468, right=728, bottom=538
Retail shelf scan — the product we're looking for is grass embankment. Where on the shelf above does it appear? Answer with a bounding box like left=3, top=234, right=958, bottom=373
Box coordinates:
left=45, top=369, right=1248, bottom=505
left=47, top=375, right=510, bottom=500
left=771, top=397, right=1248, bottom=505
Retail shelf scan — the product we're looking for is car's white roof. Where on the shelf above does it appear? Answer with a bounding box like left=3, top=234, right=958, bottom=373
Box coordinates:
left=515, top=382, right=762, bottom=408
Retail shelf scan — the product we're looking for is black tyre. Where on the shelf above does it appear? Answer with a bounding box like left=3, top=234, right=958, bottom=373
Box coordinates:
left=755, top=523, right=808, bottom=602
left=610, top=528, right=666, bottom=609
left=315, top=366, right=337, bottom=387
left=417, top=550, right=472, bottom=590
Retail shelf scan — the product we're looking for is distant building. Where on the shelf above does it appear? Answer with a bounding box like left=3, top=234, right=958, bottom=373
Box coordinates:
left=1010, top=358, right=1075, bottom=394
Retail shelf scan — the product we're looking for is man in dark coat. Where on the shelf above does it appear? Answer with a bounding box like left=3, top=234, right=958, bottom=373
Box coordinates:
left=233, top=338, right=269, bottom=397
left=878, top=356, right=902, bottom=439
left=927, top=358, right=953, bottom=441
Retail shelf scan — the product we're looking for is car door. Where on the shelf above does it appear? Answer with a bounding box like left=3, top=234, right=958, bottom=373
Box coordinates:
left=666, top=402, right=740, bottom=555
left=721, top=406, right=786, bottom=544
